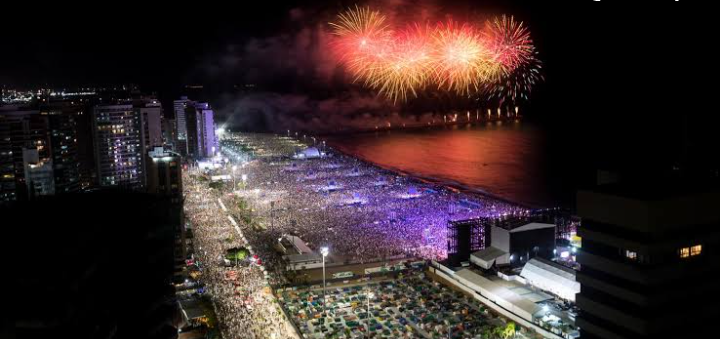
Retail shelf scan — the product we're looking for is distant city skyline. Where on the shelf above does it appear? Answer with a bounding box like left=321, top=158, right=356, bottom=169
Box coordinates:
left=1, top=88, right=214, bottom=204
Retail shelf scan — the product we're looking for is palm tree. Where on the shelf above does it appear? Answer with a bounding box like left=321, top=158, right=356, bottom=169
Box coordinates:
left=502, top=322, right=516, bottom=339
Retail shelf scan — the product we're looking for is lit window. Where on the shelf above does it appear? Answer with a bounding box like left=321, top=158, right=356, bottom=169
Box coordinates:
left=680, top=245, right=703, bottom=259
left=625, top=250, right=637, bottom=261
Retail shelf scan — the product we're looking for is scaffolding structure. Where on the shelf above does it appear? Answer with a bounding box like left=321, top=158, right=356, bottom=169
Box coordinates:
left=447, top=218, right=486, bottom=266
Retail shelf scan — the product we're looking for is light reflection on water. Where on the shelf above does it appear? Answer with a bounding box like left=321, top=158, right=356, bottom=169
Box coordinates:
left=326, top=121, right=557, bottom=207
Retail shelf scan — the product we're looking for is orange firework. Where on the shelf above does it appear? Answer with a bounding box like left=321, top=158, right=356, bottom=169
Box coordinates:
left=329, top=5, right=392, bottom=83
left=364, top=25, right=434, bottom=102
left=430, top=21, right=503, bottom=96
left=329, top=7, right=540, bottom=103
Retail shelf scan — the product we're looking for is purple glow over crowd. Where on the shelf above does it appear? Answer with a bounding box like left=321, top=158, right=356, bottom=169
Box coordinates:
left=227, top=133, right=530, bottom=262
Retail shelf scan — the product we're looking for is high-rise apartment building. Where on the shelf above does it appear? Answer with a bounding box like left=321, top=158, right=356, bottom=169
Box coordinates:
left=173, top=96, right=191, bottom=155
left=576, top=182, right=720, bottom=339
left=185, top=102, right=216, bottom=159
left=91, top=104, right=144, bottom=189
left=134, top=98, right=163, bottom=154
left=0, top=108, right=52, bottom=201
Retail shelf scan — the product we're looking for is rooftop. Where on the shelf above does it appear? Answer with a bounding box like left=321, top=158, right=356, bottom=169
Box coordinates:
left=584, top=175, right=720, bottom=201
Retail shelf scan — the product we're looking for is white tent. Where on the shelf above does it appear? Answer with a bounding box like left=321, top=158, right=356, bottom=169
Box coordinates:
left=470, top=247, right=507, bottom=269
left=454, top=269, right=540, bottom=322
left=520, top=258, right=580, bottom=301
left=294, top=147, right=321, bottom=159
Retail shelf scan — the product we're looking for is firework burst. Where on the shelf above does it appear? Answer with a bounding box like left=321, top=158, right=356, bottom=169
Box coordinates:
left=365, top=25, right=434, bottom=102
left=329, top=6, right=541, bottom=103
left=487, top=50, right=543, bottom=105
left=485, top=14, right=534, bottom=73
left=431, top=21, right=503, bottom=95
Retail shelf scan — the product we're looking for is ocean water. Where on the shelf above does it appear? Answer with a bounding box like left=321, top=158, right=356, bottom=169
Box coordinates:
left=326, top=121, right=569, bottom=208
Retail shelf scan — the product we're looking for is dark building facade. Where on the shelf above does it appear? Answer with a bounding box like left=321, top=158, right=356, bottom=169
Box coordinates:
left=146, top=147, right=182, bottom=203
left=9, top=191, right=179, bottom=339
left=0, top=113, right=16, bottom=202
left=0, top=108, right=51, bottom=201
left=161, top=116, right=176, bottom=152
left=447, top=218, right=486, bottom=267
left=470, top=217, right=556, bottom=269
left=1, top=105, right=85, bottom=201
left=146, top=146, right=186, bottom=262
left=576, top=184, right=720, bottom=339
left=44, top=107, right=81, bottom=194
left=173, top=97, right=191, bottom=156
left=134, top=98, right=164, bottom=155
left=184, top=102, right=215, bottom=159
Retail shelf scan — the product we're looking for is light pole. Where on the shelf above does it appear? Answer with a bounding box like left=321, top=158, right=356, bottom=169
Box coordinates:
left=321, top=246, right=329, bottom=313
left=270, top=200, right=275, bottom=231
left=367, top=291, right=374, bottom=318
left=232, top=165, right=237, bottom=190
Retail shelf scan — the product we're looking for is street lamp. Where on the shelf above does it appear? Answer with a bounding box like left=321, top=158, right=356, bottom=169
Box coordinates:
left=232, top=165, right=237, bottom=190
left=321, top=246, right=329, bottom=313
left=367, top=291, right=375, bottom=318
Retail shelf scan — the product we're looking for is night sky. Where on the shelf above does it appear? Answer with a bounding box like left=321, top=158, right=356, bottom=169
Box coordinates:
left=1, top=1, right=716, bottom=173
left=4, top=4, right=716, bottom=339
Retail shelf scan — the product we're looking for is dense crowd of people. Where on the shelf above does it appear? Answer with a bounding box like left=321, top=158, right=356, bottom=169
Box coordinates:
left=184, top=176, right=299, bottom=339
left=225, top=134, right=529, bottom=263
left=182, top=133, right=532, bottom=338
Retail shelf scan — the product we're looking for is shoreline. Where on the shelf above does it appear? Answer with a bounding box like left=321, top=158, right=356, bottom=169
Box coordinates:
left=313, top=114, right=523, bottom=137
left=321, top=140, right=541, bottom=210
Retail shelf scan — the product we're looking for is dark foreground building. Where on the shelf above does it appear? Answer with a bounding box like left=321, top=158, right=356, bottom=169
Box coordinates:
left=576, top=181, right=720, bottom=339
left=8, top=190, right=181, bottom=339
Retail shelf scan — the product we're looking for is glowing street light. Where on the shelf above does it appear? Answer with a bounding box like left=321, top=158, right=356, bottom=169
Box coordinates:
left=232, top=165, right=237, bottom=189
left=367, top=291, right=375, bottom=317
left=321, top=246, right=329, bottom=313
